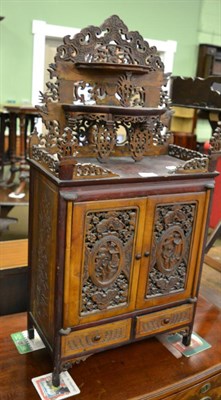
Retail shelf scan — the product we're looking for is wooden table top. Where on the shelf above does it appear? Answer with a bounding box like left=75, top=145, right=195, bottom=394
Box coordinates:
left=0, top=296, right=221, bottom=399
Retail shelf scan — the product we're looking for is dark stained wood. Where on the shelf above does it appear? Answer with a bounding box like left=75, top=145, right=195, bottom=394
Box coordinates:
left=196, top=43, right=221, bottom=78
left=0, top=266, right=29, bottom=315
left=0, top=297, right=221, bottom=399
left=170, top=76, right=221, bottom=111
left=173, top=131, right=197, bottom=150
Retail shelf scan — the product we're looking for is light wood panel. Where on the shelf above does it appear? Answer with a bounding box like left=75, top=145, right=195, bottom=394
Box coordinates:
left=0, top=239, right=28, bottom=269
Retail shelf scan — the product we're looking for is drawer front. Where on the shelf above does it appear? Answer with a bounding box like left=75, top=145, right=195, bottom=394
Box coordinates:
left=62, top=318, right=131, bottom=357
left=165, top=371, right=221, bottom=399
left=136, top=304, right=193, bottom=338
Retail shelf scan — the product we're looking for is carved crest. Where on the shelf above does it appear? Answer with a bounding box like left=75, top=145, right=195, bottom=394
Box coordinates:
left=55, top=15, right=164, bottom=70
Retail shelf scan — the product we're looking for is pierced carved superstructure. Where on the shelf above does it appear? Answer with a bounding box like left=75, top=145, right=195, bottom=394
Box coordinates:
left=28, top=15, right=218, bottom=178
left=29, top=15, right=174, bottom=177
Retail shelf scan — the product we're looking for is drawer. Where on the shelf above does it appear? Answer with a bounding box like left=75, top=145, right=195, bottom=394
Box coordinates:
left=136, top=304, right=193, bottom=338
left=62, top=318, right=131, bottom=357
left=165, top=371, right=221, bottom=399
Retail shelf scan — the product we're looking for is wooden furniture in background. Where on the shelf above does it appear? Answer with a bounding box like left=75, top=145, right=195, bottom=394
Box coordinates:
left=1, top=297, right=221, bottom=399
left=0, top=184, right=29, bottom=315
left=27, top=15, right=221, bottom=386
left=170, top=75, right=221, bottom=149
left=0, top=105, right=39, bottom=193
left=196, top=43, right=221, bottom=78
left=0, top=239, right=28, bottom=315
left=0, top=109, right=10, bottom=180
left=170, top=76, right=221, bottom=247
left=170, top=43, right=221, bottom=150
left=0, top=238, right=28, bottom=268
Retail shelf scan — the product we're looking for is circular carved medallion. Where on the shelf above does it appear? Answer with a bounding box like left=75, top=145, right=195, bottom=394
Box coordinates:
left=89, top=235, right=124, bottom=288
left=156, top=226, right=185, bottom=275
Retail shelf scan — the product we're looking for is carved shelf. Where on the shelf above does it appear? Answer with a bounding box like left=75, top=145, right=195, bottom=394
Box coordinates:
left=75, top=62, right=153, bottom=73
left=62, top=104, right=166, bottom=116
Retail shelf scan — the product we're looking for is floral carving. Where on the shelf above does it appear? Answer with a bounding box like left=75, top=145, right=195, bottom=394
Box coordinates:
left=57, top=127, right=79, bottom=157
left=117, top=74, right=145, bottom=107
left=129, top=124, right=152, bottom=161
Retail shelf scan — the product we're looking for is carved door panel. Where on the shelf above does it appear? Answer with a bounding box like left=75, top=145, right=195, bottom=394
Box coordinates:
left=64, top=198, right=146, bottom=326
left=136, top=192, right=209, bottom=309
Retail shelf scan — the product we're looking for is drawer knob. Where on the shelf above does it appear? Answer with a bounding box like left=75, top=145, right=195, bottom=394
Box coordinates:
left=144, top=251, right=150, bottom=257
left=163, top=318, right=170, bottom=324
left=135, top=254, right=142, bottom=260
left=92, top=335, right=101, bottom=342
left=200, top=382, right=211, bottom=394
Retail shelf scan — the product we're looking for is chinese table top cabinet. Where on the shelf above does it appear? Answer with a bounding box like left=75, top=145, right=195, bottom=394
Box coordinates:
left=27, top=15, right=221, bottom=386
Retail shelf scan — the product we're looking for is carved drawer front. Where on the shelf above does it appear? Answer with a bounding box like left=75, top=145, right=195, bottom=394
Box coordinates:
left=62, top=319, right=131, bottom=357
left=136, top=304, right=193, bottom=338
left=165, top=371, right=221, bottom=399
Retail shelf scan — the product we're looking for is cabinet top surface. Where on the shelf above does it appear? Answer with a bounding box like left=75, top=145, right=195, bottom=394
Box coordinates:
left=29, top=153, right=217, bottom=185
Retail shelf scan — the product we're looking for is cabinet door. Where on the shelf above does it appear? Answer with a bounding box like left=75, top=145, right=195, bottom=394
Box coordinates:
left=64, top=198, right=146, bottom=326
left=136, top=192, right=209, bottom=309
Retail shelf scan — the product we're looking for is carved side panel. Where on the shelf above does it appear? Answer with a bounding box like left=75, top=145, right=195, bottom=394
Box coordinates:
left=30, top=174, right=57, bottom=343
left=80, top=208, right=138, bottom=315
left=146, top=202, right=197, bottom=298
left=34, top=191, right=51, bottom=323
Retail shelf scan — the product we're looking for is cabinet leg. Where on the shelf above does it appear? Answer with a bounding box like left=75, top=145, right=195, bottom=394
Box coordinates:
left=27, top=315, right=35, bottom=340
left=28, top=327, right=35, bottom=340
left=182, top=331, right=191, bottom=346
left=52, top=370, right=60, bottom=387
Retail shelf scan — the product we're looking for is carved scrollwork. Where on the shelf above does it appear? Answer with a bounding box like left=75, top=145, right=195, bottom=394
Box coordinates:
left=73, top=163, right=118, bottom=178
left=117, top=73, right=145, bottom=107
left=73, top=81, right=107, bottom=105
left=168, top=144, right=209, bottom=173
left=39, top=81, right=59, bottom=104
left=81, top=208, right=137, bottom=314
left=168, top=144, right=206, bottom=161
left=57, top=127, right=79, bottom=158
left=92, top=122, right=117, bottom=162
left=29, top=15, right=174, bottom=173
left=55, top=15, right=164, bottom=71
left=32, top=147, right=59, bottom=174
left=210, top=122, right=221, bottom=152
left=129, top=124, right=152, bottom=161
left=175, top=157, right=209, bottom=173
left=146, top=203, right=196, bottom=297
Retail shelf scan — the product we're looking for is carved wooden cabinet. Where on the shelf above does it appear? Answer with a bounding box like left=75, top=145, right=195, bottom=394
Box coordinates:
left=27, top=16, right=221, bottom=386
